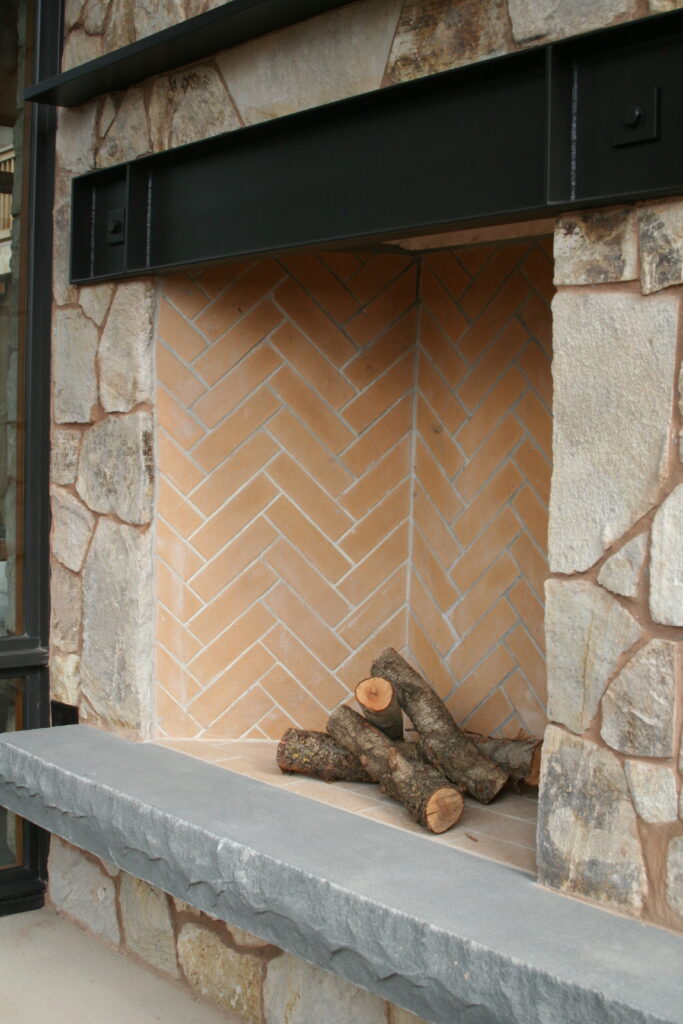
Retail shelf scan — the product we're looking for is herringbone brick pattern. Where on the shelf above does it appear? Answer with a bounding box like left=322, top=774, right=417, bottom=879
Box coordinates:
left=154, top=240, right=552, bottom=740
left=155, top=253, right=418, bottom=738
left=409, top=240, right=552, bottom=738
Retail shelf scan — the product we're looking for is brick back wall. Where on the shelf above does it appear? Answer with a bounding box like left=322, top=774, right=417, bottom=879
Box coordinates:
left=154, top=240, right=553, bottom=740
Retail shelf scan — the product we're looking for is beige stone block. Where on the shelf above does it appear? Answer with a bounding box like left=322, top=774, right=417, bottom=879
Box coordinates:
left=97, top=88, right=150, bottom=168
left=549, top=290, right=678, bottom=573
left=509, top=0, right=631, bottom=42
left=597, top=532, right=648, bottom=599
left=49, top=837, right=120, bottom=945
left=61, top=28, right=103, bottom=72
left=666, top=837, right=683, bottom=919
left=103, top=0, right=135, bottom=51
left=51, top=487, right=95, bottom=573
left=51, top=563, right=82, bottom=654
left=53, top=201, right=78, bottom=308
left=538, top=727, right=647, bottom=913
left=601, top=640, right=677, bottom=758
left=82, top=0, right=108, bottom=36
left=64, top=0, right=84, bottom=32
left=650, top=485, right=683, bottom=626
left=545, top=579, right=641, bottom=735
left=51, top=652, right=81, bottom=707
left=56, top=103, right=98, bottom=175
left=391, top=1008, right=431, bottom=1024
left=81, top=520, right=154, bottom=735
left=79, top=282, right=113, bottom=326
left=264, top=953, right=386, bottom=1024
left=76, top=413, right=154, bottom=525
left=177, top=923, right=263, bottom=1022
left=217, top=0, right=402, bottom=125
left=639, top=201, right=683, bottom=293
left=554, top=209, right=638, bottom=285
left=51, top=429, right=82, bottom=487
left=148, top=66, right=240, bottom=152
left=650, top=0, right=683, bottom=9
left=133, top=0, right=185, bottom=39
left=624, top=761, right=678, bottom=824
left=98, top=281, right=155, bottom=413
left=53, top=309, right=98, bottom=425
left=385, top=0, right=510, bottom=84
left=227, top=923, right=272, bottom=950
left=120, top=874, right=179, bottom=977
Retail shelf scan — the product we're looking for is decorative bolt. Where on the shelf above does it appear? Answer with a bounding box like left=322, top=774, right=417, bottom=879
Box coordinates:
left=622, top=105, right=643, bottom=128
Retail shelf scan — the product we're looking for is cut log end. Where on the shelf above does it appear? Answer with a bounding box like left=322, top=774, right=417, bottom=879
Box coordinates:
left=356, top=676, right=394, bottom=712
left=425, top=787, right=465, bottom=834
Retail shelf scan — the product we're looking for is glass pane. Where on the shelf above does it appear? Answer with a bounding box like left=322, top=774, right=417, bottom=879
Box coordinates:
left=0, top=677, right=23, bottom=868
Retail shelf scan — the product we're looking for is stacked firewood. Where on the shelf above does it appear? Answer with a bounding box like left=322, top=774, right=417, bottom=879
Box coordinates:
left=276, top=647, right=542, bottom=835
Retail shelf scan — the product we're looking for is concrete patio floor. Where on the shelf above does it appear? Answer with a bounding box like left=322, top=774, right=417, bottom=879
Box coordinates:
left=0, top=907, right=237, bottom=1024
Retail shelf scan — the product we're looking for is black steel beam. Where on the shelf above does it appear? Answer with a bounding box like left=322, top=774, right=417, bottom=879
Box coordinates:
left=24, top=0, right=357, bottom=108
left=69, top=8, right=683, bottom=284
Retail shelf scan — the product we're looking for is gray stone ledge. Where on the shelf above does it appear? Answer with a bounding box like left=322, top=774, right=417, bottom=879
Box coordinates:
left=1, top=726, right=682, bottom=1024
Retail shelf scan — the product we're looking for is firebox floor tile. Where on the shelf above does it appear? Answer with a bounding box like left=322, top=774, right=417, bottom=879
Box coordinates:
left=2, top=725, right=682, bottom=1024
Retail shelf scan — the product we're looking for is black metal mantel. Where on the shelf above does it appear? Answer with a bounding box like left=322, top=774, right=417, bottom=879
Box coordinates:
left=67, top=9, right=683, bottom=284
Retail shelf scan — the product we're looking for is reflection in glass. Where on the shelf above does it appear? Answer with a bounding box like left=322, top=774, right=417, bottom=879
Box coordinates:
left=0, top=677, right=23, bottom=868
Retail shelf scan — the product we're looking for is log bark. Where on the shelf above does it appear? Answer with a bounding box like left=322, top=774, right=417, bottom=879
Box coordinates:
left=371, top=647, right=508, bottom=803
left=465, top=732, right=543, bottom=786
left=355, top=676, right=403, bottom=740
left=327, top=706, right=464, bottom=833
left=276, top=728, right=372, bottom=782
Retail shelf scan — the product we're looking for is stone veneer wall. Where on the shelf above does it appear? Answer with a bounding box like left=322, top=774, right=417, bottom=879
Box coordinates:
left=47, top=835, right=426, bottom=1024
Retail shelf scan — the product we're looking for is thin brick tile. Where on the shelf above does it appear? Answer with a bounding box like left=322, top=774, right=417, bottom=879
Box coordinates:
left=448, top=598, right=517, bottom=679
left=155, top=687, right=201, bottom=738
left=158, top=477, right=204, bottom=537
left=280, top=253, right=360, bottom=323
left=412, top=528, right=458, bottom=612
left=459, top=270, right=530, bottom=365
left=462, top=686, right=514, bottom=737
left=157, top=605, right=202, bottom=665
left=156, top=518, right=203, bottom=582
left=158, top=431, right=205, bottom=494
left=274, top=276, right=357, bottom=366
left=457, top=245, right=492, bottom=277
left=340, top=437, right=411, bottom=520
left=510, top=532, right=547, bottom=601
left=194, top=300, right=282, bottom=386
left=163, top=273, right=209, bottom=319
left=339, top=565, right=406, bottom=650
left=451, top=552, right=519, bottom=637
left=263, top=623, right=347, bottom=708
left=267, top=495, right=351, bottom=583
left=191, top=475, right=278, bottom=560
left=519, top=291, right=551, bottom=356
left=447, top=645, right=516, bottom=720
left=270, top=320, right=354, bottom=409
left=420, top=311, right=468, bottom=384
left=345, top=266, right=418, bottom=346
left=190, top=561, right=276, bottom=645
left=260, top=664, right=328, bottom=732
left=194, top=344, right=280, bottom=430
left=265, top=582, right=349, bottom=670
left=341, top=395, right=413, bottom=478
left=414, top=440, right=463, bottom=524
left=517, top=342, right=552, bottom=408
left=513, top=485, right=548, bottom=552
left=344, top=308, right=417, bottom=391
left=156, top=646, right=202, bottom=704
left=157, top=344, right=205, bottom=407
left=407, top=614, right=454, bottom=700
left=459, top=246, right=525, bottom=321
left=522, top=243, right=554, bottom=299
left=202, top=686, right=274, bottom=739
left=409, top=571, right=455, bottom=655
left=336, top=608, right=407, bottom=693
left=453, top=461, right=524, bottom=548
left=417, top=352, right=467, bottom=434
left=422, top=250, right=470, bottom=302
left=342, top=349, right=415, bottom=434
left=271, top=364, right=354, bottom=454
left=193, top=388, right=279, bottom=473
left=451, top=507, right=521, bottom=593
left=190, top=644, right=275, bottom=727
left=195, top=262, right=251, bottom=300
left=320, top=251, right=364, bottom=280
left=505, top=624, right=547, bottom=703
left=415, top=394, right=463, bottom=477
left=420, top=265, right=467, bottom=343
left=513, top=439, right=551, bottom=505
left=268, top=452, right=353, bottom=540
left=158, top=298, right=206, bottom=362
left=455, top=415, right=524, bottom=503
left=339, top=480, right=410, bottom=564
left=508, top=578, right=545, bottom=652
left=516, top=390, right=552, bottom=456
left=345, top=253, right=413, bottom=305
left=157, top=560, right=204, bottom=625
left=191, top=517, right=276, bottom=603
left=457, top=368, right=526, bottom=458
left=458, top=318, right=528, bottom=412
left=157, top=387, right=205, bottom=451
left=265, top=537, right=349, bottom=627
left=502, top=669, right=547, bottom=737
left=189, top=604, right=276, bottom=685
left=338, top=521, right=409, bottom=606
left=268, top=409, right=352, bottom=497
left=413, top=486, right=460, bottom=570
left=195, top=261, right=284, bottom=340
left=192, top=432, right=278, bottom=517
left=258, top=704, right=297, bottom=740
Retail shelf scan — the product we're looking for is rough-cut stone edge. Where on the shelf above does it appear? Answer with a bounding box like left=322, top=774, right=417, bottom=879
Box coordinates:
left=0, top=727, right=682, bottom=1024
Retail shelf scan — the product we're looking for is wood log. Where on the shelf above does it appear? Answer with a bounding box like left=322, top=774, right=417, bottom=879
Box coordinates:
left=276, top=728, right=372, bottom=782
left=465, top=732, right=542, bottom=786
left=371, top=647, right=508, bottom=803
left=327, top=705, right=464, bottom=833
left=355, top=676, right=404, bottom=740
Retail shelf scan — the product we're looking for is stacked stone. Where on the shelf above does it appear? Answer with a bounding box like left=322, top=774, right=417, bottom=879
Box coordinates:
left=540, top=203, right=683, bottom=930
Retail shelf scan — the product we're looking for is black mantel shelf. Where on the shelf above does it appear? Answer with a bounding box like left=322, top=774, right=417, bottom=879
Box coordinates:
left=62, top=9, right=683, bottom=284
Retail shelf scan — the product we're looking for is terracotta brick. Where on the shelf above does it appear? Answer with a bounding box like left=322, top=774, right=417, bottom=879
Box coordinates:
left=157, top=299, right=206, bottom=362
left=268, top=452, right=353, bottom=540
left=263, top=623, right=348, bottom=708
left=157, top=560, right=204, bottom=625
left=157, top=387, right=205, bottom=451
left=195, top=260, right=284, bottom=340
left=448, top=599, right=517, bottom=679
left=461, top=686, right=514, bottom=737
left=192, top=432, right=278, bottom=517
left=411, top=528, right=458, bottom=612
left=268, top=408, right=352, bottom=497
left=157, top=343, right=205, bottom=407
left=190, top=561, right=276, bottom=645
left=267, top=495, right=351, bottom=583
left=415, top=394, right=463, bottom=478
left=502, top=668, right=547, bottom=737
left=265, top=538, right=349, bottom=627
left=451, top=507, right=520, bottom=592
left=414, top=439, right=463, bottom=524
left=189, top=604, right=275, bottom=686
left=413, top=485, right=460, bottom=570
left=189, top=644, right=274, bottom=728
left=519, top=291, right=551, bottom=356
left=191, top=517, right=276, bottom=603
left=341, top=394, right=413, bottom=477
left=459, top=270, right=530, bottom=365
left=345, top=253, right=413, bottom=305
left=337, top=522, right=409, bottom=605
left=202, top=686, right=274, bottom=739
left=451, top=552, right=518, bottom=637
left=339, top=479, right=410, bottom=564
left=194, top=300, right=282, bottom=386
left=459, top=245, right=525, bottom=320
left=453, top=461, right=524, bottom=548
left=513, top=485, right=548, bottom=553
left=258, top=705, right=295, bottom=740
left=513, top=439, right=551, bottom=505
left=447, top=645, right=516, bottom=720
left=408, top=571, right=455, bottom=656
left=510, top=531, right=547, bottom=601
left=280, top=253, right=360, bottom=324
left=344, top=308, right=416, bottom=391
left=521, top=243, right=553, bottom=301
left=505, top=624, right=547, bottom=704
left=158, top=431, right=205, bottom=494
left=419, top=311, right=467, bottom=388
left=157, top=605, right=202, bottom=665
left=156, top=646, right=202, bottom=704
left=340, top=437, right=411, bottom=520
left=422, top=250, right=470, bottom=302
left=320, top=251, right=364, bottom=281
left=265, top=582, right=349, bottom=670
left=193, top=388, right=279, bottom=472
left=346, top=266, right=418, bottom=346
left=194, top=262, right=249, bottom=300
left=336, top=609, right=407, bottom=693
left=158, top=477, right=204, bottom=537
left=517, top=341, right=552, bottom=408
left=270, top=320, right=354, bottom=409
left=457, top=367, right=526, bottom=458
left=194, top=344, right=280, bottom=430
left=420, top=265, right=467, bottom=343
left=406, top=614, right=454, bottom=700
left=456, top=245, right=491, bottom=277
left=271, top=364, right=354, bottom=454
left=343, top=349, right=415, bottom=434
left=458, top=318, right=528, bottom=412
left=273, top=276, right=356, bottom=367
left=163, top=273, right=209, bottom=319
left=456, top=415, right=523, bottom=503
left=260, top=664, right=329, bottom=732
left=155, top=687, right=200, bottom=738
left=508, top=578, right=545, bottom=653
left=191, top=475, right=278, bottom=560
left=156, top=518, right=203, bottom=582
left=418, top=352, right=467, bottom=434
left=339, top=566, right=406, bottom=650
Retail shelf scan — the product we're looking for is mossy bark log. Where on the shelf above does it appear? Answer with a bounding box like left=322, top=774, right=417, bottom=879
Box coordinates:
left=276, top=728, right=372, bottom=782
